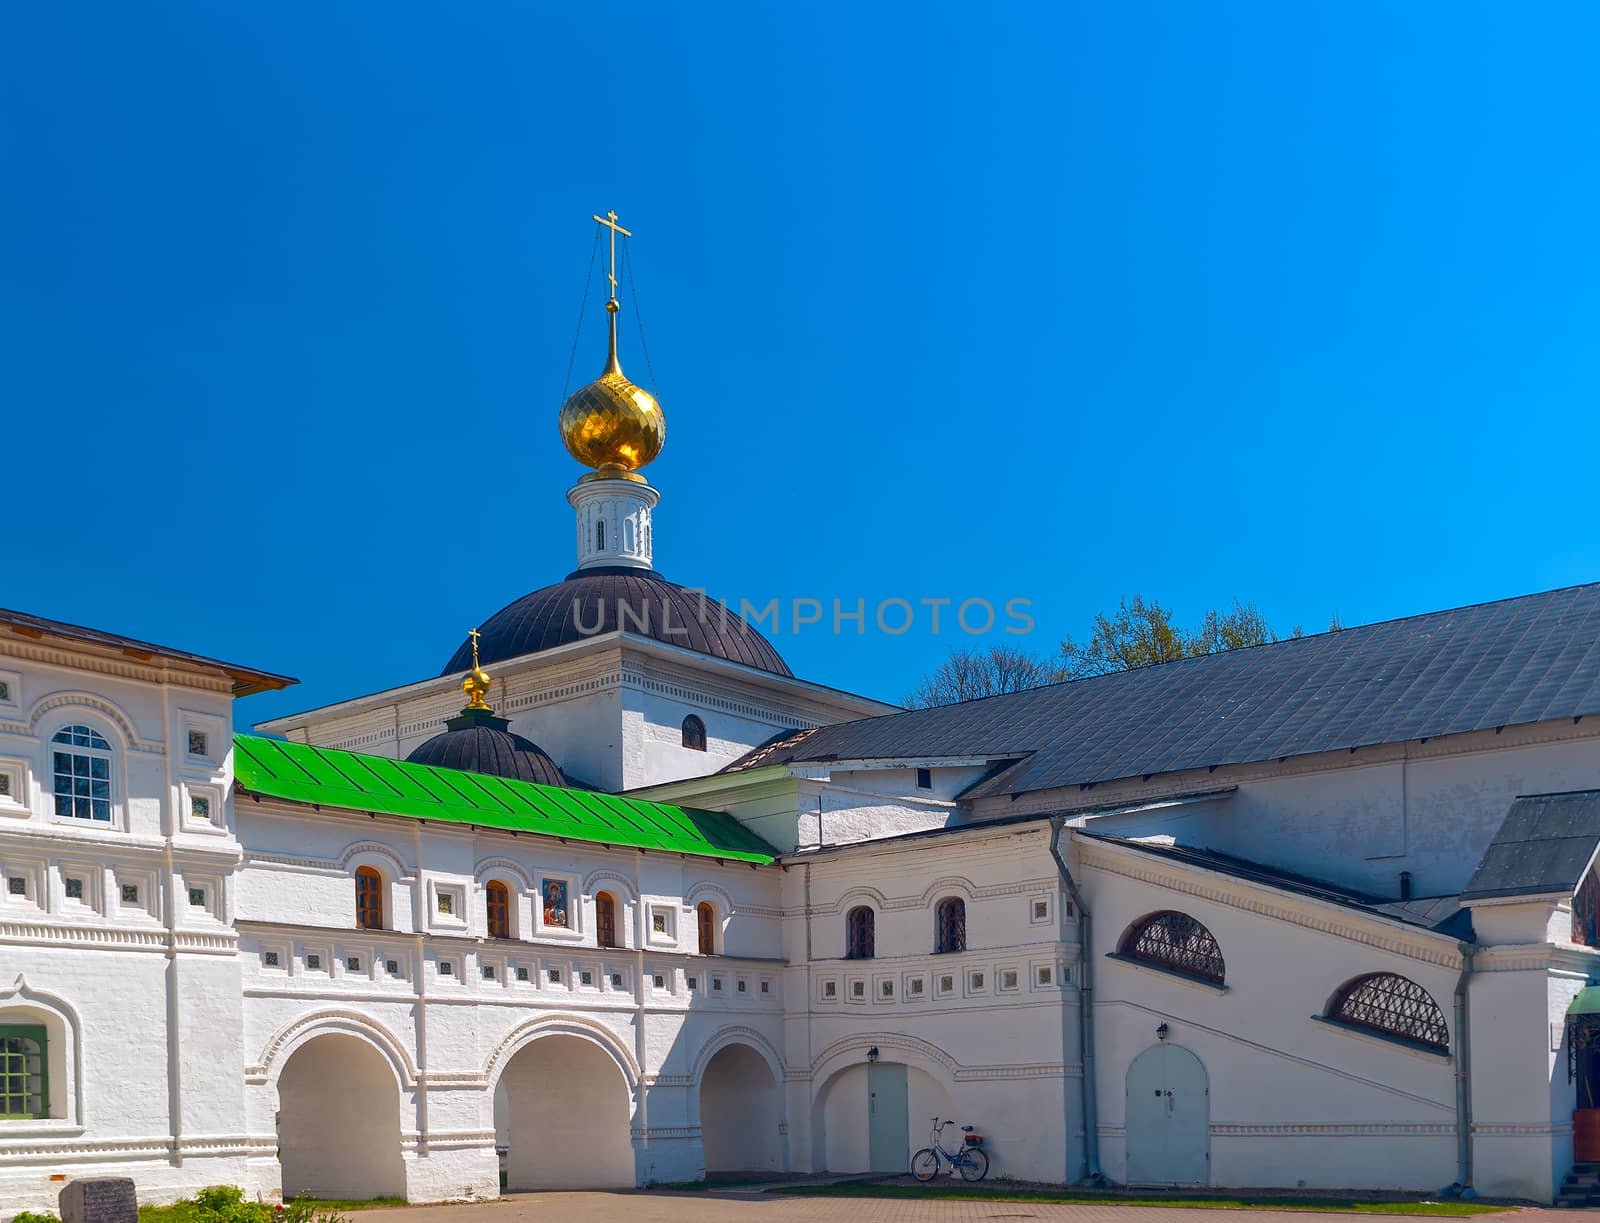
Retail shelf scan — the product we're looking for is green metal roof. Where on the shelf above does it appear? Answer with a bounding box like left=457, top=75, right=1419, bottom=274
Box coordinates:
left=232, top=733, right=777, bottom=864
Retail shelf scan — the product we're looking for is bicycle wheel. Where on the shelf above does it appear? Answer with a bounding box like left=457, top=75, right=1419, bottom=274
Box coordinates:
left=958, top=1146, right=989, bottom=1182
left=911, top=1148, right=939, bottom=1181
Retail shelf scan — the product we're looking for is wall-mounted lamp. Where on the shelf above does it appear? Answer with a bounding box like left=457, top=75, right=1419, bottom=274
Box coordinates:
left=1156, top=1023, right=1170, bottom=1042
left=867, top=1046, right=880, bottom=1063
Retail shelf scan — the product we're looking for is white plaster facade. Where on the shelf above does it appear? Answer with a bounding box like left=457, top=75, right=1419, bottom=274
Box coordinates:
left=6, top=596, right=1600, bottom=1216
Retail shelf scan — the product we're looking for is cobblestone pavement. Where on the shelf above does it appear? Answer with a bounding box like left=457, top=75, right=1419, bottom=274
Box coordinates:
left=371, top=1192, right=1552, bottom=1223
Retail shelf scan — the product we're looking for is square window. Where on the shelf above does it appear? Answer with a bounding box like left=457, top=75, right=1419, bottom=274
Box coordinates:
left=652, top=910, right=669, bottom=934
left=909, top=977, right=925, bottom=996
left=438, top=960, right=454, bottom=977
left=263, top=951, right=280, bottom=968
left=1001, top=969, right=1019, bottom=990
left=482, top=964, right=496, bottom=980
left=306, top=954, right=322, bottom=971
left=386, top=959, right=401, bottom=976
left=1032, top=898, right=1050, bottom=922
left=188, top=887, right=206, bottom=907
left=851, top=980, right=865, bottom=999
left=653, top=973, right=666, bottom=988
left=516, top=966, right=530, bottom=982
left=881, top=979, right=894, bottom=998
left=823, top=980, right=837, bottom=999
left=970, top=971, right=985, bottom=990
left=548, top=968, right=562, bottom=984
left=121, top=883, right=140, bottom=905
left=687, top=976, right=699, bottom=991
left=188, top=730, right=209, bottom=756
left=191, top=795, right=211, bottom=821
left=611, top=973, right=624, bottom=989
left=64, top=877, right=84, bottom=900
left=580, top=969, right=594, bottom=987
left=437, top=892, right=455, bottom=916
left=1037, top=965, right=1053, bottom=986
left=0, top=681, right=9, bottom=701
left=760, top=980, right=770, bottom=994
left=938, top=974, right=955, bottom=995
left=712, top=977, right=723, bottom=992
left=916, top=767, right=932, bottom=790
left=737, top=979, right=747, bottom=993
left=7, top=877, right=25, bottom=896
left=0, top=774, right=10, bottom=797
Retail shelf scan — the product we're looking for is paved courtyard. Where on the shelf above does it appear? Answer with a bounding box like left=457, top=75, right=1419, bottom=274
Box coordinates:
left=374, top=1192, right=1551, bottom=1223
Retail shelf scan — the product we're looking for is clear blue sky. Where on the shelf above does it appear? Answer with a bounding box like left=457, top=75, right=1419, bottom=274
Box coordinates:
left=3, top=2, right=1597, bottom=729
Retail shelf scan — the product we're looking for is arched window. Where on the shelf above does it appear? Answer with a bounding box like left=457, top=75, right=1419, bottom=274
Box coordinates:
left=697, top=902, right=716, bottom=955
left=1326, top=973, right=1449, bottom=1053
left=355, top=867, right=384, bottom=930
left=935, top=897, right=966, bottom=953
left=596, top=891, right=618, bottom=948
left=1118, top=910, right=1226, bottom=985
left=846, top=906, right=875, bottom=959
left=0, top=1024, right=47, bottom=1118
left=50, top=725, right=112, bottom=822
left=596, top=519, right=606, bottom=551
left=485, top=880, right=511, bottom=940
left=682, top=715, right=707, bottom=752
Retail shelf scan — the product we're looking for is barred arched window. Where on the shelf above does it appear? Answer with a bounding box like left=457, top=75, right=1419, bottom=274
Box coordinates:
left=935, top=897, right=966, bottom=953
left=682, top=715, right=707, bottom=752
left=1327, top=973, right=1449, bottom=1053
left=485, top=880, right=511, bottom=940
left=845, top=906, right=875, bottom=959
left=1119, top=910, right=1225, bottom=985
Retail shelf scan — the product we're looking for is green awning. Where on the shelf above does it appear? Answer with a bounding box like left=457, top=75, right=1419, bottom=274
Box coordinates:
left=232, top=733, right=777, bottom=864
left=1570, top=986, right=1600, bottom=1017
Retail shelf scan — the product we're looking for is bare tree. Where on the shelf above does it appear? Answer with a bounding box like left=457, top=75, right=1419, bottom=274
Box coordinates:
left=903, top=644, right=1059, bottom=709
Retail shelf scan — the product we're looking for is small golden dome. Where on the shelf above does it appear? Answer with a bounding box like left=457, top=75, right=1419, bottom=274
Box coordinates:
left=559, top=309, right=665, bottom=473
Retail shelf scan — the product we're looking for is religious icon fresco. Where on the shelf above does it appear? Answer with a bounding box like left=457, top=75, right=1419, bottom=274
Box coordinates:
left=543, top=879, right=568, bottom=927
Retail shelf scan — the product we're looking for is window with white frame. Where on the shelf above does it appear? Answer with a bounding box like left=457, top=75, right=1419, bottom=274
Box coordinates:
left=51, top=725, right=112, bottom=822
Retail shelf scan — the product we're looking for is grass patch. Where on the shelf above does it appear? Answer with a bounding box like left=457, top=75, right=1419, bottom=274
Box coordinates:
left=657, top=1177, right=780, bottom=1191
left=772, top=1183, right=1507, bottom=1215
left=139, top=1199, right=406, bottom=1223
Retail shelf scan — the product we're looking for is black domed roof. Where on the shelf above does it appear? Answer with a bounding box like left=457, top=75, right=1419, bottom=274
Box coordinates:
left=406, top=709, right=568, bottom=787
left=443, top=568, right=791, bottom=678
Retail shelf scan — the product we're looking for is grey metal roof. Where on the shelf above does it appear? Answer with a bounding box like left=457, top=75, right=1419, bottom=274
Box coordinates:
left=1461, top=790, right=1600, bottom=901
left=725, top=583, right=1600, bottom=799
left=1084, top=833, right=1472, bottom=939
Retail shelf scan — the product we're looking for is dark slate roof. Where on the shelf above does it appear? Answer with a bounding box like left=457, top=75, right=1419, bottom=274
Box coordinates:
left=0, top=607, right=296, bottom=697
left=1461, top=790, right=1600, bottom=901
left=724, top=583, right=1600, bottom=798
left=444, top=568, right=791, bottom=678
left=404, top=709, right=569, bottom=788
left=1083, top=833, right=1472, bottom=940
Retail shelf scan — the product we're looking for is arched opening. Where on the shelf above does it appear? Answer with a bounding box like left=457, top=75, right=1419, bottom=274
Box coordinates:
left=596, top=519, right=606, bottom=551
left=697, top=902, right=716, bottom=955
left=495, top=1035, right=634, bottom=1189
left=682, top=714, right=707, bottom=752
left=845, top=906, right=875, bottom=959
left=595, top=891, right=618, bottom=948
left=355, top=867, right=384, bottom=930
left=1125, top=1044, right=1210, bottom=1185
left=485, top=880, right=511, bottom=940
left=1118, top=910, right=1225, bottom=985
left=1324, top=972, right=1449, bottom=1053
left=699, top=1043, right=781, bottom=1175
left=277, top=1034, right=405, bottom=1200
left=813, top=1058, right=952, bottom=1174
left=934, top=896, right=966, bottom=953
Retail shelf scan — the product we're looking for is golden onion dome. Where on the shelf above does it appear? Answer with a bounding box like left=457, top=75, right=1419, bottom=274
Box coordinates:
left=559, top=301, right=665, bottom=474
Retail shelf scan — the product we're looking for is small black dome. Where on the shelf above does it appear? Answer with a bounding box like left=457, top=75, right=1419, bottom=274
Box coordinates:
left=406, top=709, right=568, bottom=787
left=443, top=567, right=791, bottom=678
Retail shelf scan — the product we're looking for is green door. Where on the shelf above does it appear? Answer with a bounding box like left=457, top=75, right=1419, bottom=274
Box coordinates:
left=867, top=1062, right=909, bottom=1172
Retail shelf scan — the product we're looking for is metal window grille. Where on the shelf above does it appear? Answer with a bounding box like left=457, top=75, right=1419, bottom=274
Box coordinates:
left=0, top=1026, right=47, bottom=1118
left=1121, top=911, right=1226, bottom=984
left=682, top=715, right=707, bottom=752
left=845, top=906, right=875, bottom=959
left=935, top=897, right=966, bottom=953
left=1329, top=973, right=1449, bottom=1052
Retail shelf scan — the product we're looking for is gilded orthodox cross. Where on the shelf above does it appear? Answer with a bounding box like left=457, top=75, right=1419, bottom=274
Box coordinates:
left=592, top=209, right=632, bottom=303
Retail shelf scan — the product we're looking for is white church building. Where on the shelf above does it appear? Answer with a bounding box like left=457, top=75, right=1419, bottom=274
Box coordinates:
left=6, top=223, right=1600, bottom=1214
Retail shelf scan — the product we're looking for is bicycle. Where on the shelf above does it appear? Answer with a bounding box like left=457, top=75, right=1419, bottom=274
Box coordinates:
left=911, top=1116, right=989, bottom=1182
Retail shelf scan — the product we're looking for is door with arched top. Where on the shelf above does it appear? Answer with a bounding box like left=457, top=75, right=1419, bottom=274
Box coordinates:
left=1125, top=1043, right=1209, bottom=1185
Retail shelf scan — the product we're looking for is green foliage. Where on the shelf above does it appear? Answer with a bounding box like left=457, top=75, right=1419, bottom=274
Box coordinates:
left=13, top=1212, right=61, bottom=1223
left=136, top=1189, right=383, bottom=1223
left=1058, top=595, right=1282, bottom=679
